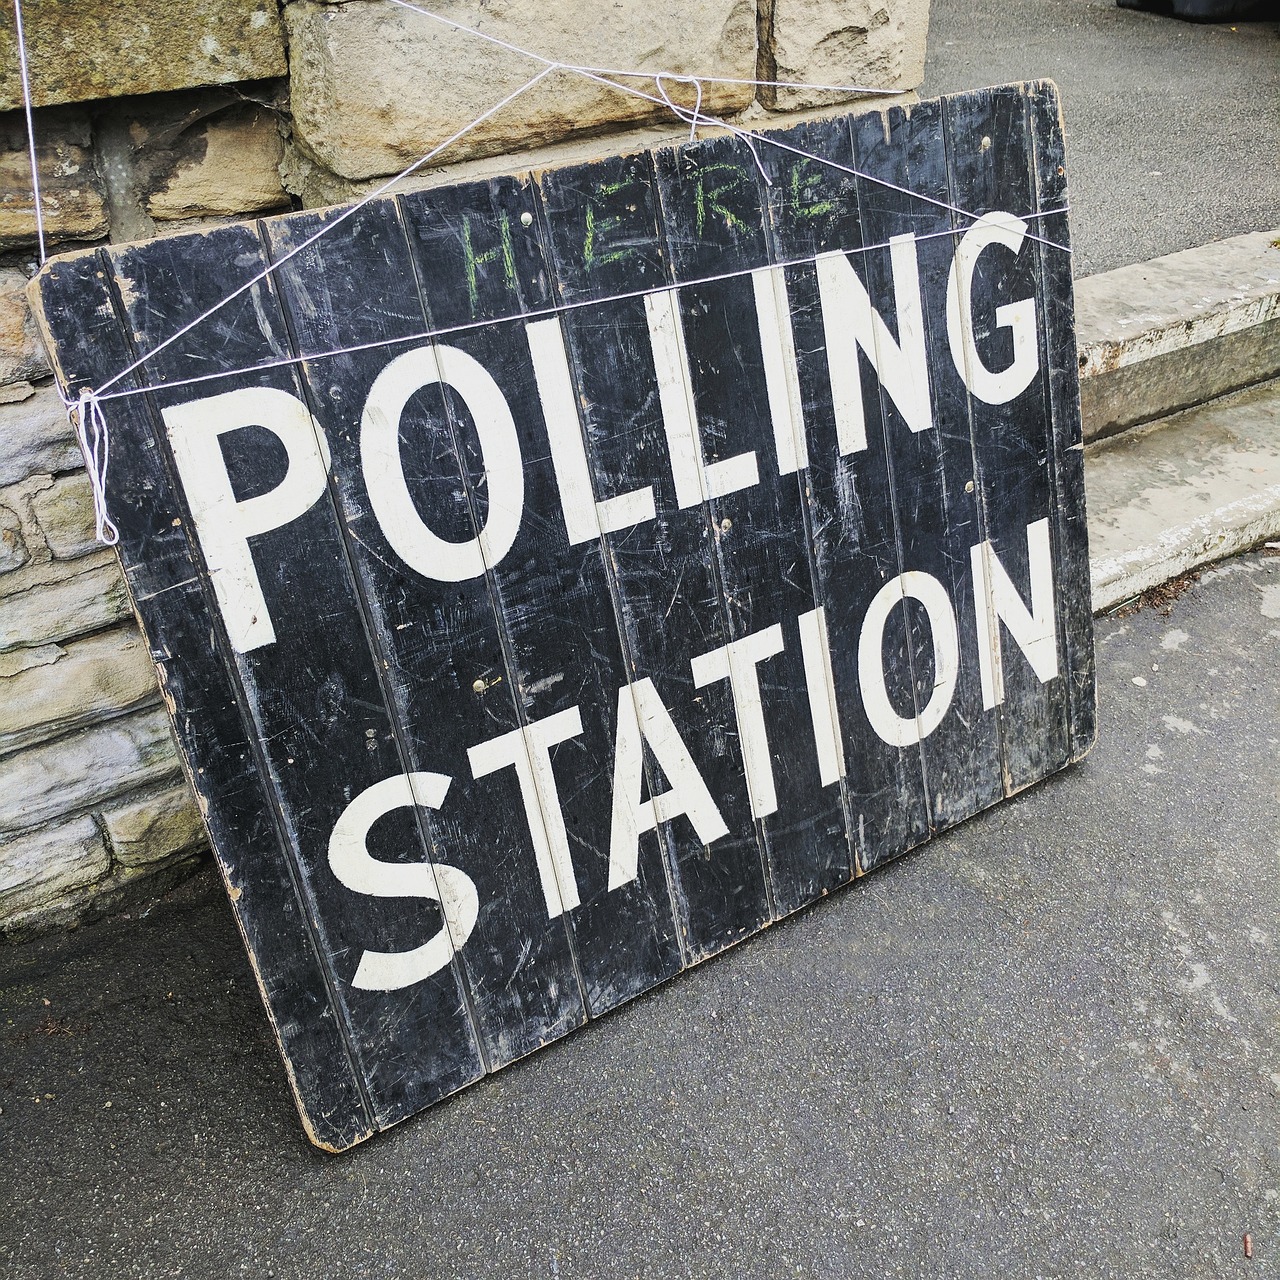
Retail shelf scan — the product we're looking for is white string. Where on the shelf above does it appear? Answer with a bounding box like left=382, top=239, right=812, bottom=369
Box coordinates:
left=381, top=0, right=902, bottom=99
left=90, top=64, right=555, bottom=400
left=84, top=211, right=1070, bottom=408
left=71, top=389, right=119, bottom=546
left=40, top=0, right=1074, bottom=546
left=380, top=0, right=1072, bottom=252
left=12, top=0, right=46, bottom=262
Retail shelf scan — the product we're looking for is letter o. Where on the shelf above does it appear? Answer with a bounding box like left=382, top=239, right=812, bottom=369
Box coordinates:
left=361, top=344, right=524, bottom=581
left=858, top=571, right=960, bottom=747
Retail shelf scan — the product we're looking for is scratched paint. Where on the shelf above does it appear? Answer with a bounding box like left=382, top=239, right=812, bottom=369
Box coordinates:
left=30, top=82, right=1095, bottom=1150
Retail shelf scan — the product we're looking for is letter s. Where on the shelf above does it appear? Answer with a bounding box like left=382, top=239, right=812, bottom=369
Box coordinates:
left=327, top=772, right=479, bottom=992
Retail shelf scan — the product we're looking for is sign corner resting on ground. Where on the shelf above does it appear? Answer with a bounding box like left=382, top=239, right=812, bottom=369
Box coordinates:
left=32, top=79, right=1095, bottom=1151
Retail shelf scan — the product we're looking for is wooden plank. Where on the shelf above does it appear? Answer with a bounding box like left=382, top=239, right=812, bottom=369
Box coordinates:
left=535, top=150, right=770, bottom=960
left=848, top=100, right=1005, bottom=831
left=397, top=174, right=685, bottom=1016
left=757, top=115, right=931, bottom=875
left=1026, top=80, right=1097, bottom=762
left=654, top=132, right=853, bottom=918
left=943, top=85, right=1072, bottom=795
left=104, top=222, right=487, bottom=1125
left=261, top=196, right=589, bottom=1065
left=30, top=248, right=377, bottom=1150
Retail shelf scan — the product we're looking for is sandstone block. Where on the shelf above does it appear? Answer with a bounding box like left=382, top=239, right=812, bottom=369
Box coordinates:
left=762, top=0, right=930, bottom=111
left=30, top=471, right=97, bottom=559
left=0, top=555, right=129, bottom=648
left=0, top=111, right=109, bottom=253
left=143, top=103, right=289, bottom=220
left=0, top=815, right=109, bottom=919
left=286, top=0, right=756, bottom=182
left=0, top=382, right=82, bottom=488
left=102, top=783, right=206, bottom=868
left=0, top=1, right=286, bottom=112
left=0, top=503, right=26, bottom=572
left=0, top=269, right=50, bottom=387
left=0, top=707, right=182, bottom=833
left=0, top=625, right=160, bottom=756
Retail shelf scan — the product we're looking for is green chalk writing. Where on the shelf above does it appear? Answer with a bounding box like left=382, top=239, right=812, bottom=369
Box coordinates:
left=583, top=175, right=646, bottom=269
left=692, top=163, right=752, bottom=237
left=787, top=159, right=838, bottom=220
left=461, top=212, right=518, bottom=316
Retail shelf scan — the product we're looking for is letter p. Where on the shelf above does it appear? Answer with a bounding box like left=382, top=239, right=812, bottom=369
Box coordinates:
left=163, top=387, right=330, bottom=653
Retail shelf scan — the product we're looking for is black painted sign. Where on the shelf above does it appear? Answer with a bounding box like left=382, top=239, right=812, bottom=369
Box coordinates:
left=32, top=81, right=1094, bottom=1150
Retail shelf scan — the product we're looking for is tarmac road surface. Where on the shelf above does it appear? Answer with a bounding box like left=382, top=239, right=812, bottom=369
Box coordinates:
left=1, top=553, right=1276, bottom=1279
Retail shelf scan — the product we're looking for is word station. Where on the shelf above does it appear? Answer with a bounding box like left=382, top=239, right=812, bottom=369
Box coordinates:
left=34, top=81, right=1094, bottom=1150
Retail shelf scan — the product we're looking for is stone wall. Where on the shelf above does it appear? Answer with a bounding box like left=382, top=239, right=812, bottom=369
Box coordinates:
left=0, top=0, right=930, bottom=938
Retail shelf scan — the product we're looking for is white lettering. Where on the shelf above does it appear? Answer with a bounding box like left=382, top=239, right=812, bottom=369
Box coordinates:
left=527, top=317, right=656, bottom=544
left=751, top=265, right=808, bottom=474
left=609, top=677, right=729, bottom=890
left=163, top=387, right=330, bottom=654
left=467, top=706, right=584, bottom=918
left=970, top=517, right=1058, bottom=710
left=946, top=211, right=1040, bottom=405
left=817, top=233, right=932, bottom=453
left=690, top=624, right=786, bottom=819
left=327, top=772, right=478, bottom=992
left=645, top=288, right=759, bottom=508
left=798, top=605, right=846, bottom=786
left=858, top=571, right=959, bottom=747
left=361, top=344, right=524, bottom=581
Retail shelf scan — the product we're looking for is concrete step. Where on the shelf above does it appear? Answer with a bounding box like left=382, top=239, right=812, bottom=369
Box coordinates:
left=1076, top=229, right=1280, bottom=442
left=1085, top=376, right=1280, bottom=612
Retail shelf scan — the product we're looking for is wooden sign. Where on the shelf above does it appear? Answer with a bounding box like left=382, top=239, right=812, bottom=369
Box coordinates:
left=31, top=81, right=1094, bottom=1151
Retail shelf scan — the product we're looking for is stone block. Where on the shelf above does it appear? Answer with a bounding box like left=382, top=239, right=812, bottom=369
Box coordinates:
left=102, top=782, right=206, bottom=868
left=29, top=471, right=96, bottom=559
left=0, top=382, right=81, bottom=488
left=285, top=0, right=756, bottom=182
left=0, top=110, right=109, bottom=253
left=0, top=555, right=129, bottom=647
left=1077, top=228, right=1280, bottom=441
left=761, top=0, right=930, bottom=111
left=0, top=815, right=109, bottom=919
left=0, top=269, right=50, bottom=387
left=0, top=625, right=160, bottom=756
left=0, top=503, right=26, bottom=572
left=0, top=0, right=286, bottom=112
left=143, top=102, right=289, bottom=220
left=0, top=707, right=182, bottom=833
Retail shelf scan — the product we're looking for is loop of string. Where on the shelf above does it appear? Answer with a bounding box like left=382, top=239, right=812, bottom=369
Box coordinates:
left=71, top=390, right=119, bottom=546
left=19, top=0, right=1073, bottom=547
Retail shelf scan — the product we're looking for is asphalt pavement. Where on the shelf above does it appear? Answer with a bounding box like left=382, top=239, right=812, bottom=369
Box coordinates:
left=923, top=0, right=1280, bottom=275
left=2, top=551, right=1278, bottom=1278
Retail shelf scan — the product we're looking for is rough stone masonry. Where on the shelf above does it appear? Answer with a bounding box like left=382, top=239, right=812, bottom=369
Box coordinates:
left=0, top=0, right=930, bottom=938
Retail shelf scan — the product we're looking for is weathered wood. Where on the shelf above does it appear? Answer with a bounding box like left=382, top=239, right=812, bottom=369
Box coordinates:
left=944, top=87, right=1071, bottom=795
left=31, top=84, right=1095, bottom=1150
left=260, top=195, right=588, bottom=1075
left=106, top=223, right=487, bottom=1127
left=401, top=174, right=684, bottom=1016
left=31, top=246, right=378, bottom=1150
left=1026, top=82, right=1096, bottom=762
